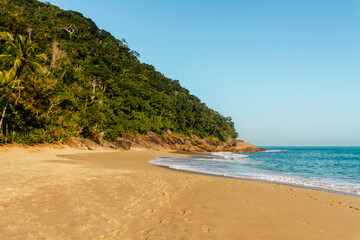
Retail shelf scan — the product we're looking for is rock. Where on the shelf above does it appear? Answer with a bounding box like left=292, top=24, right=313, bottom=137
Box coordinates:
left=144, top=131, right=162, bottom=145
left=66, top=137, right=84, bottom=149
left=101, top=140, right=117, bottom=149
left=66, top=133, right=264, bottom=153
left=66, top=137, right=101, bottom=150
left=121, top=133, right=139, bottom=143
left=115, top=139, right=133, bottom=150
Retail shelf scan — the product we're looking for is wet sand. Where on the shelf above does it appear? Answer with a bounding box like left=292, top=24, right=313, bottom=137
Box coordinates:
left=0, top=145, right=359, bottom=239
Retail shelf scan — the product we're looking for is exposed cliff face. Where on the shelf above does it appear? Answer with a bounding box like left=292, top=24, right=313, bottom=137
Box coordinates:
left=67, top=132, right=264, bottom=153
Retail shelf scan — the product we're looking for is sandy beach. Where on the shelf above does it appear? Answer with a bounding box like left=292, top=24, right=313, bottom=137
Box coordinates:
left=0, top=145, right=359, bottom=239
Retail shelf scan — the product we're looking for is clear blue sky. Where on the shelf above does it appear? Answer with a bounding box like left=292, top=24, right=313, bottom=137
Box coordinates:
left=43, top=0, right=360, bottom=146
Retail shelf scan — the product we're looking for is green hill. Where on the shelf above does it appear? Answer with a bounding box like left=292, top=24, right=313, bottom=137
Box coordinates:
left=0, top=0, right=238, bottom=144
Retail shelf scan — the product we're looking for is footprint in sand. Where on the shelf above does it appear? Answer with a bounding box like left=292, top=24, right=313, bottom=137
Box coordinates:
left=202, top=225, right=210, bottom=233
left=161, top=192, right=172, bottom=199
left=308, top=196, right=317, bottom=200
left=139, top=228, right=154, bottom=234
left=158, top=201, right=169, bottom=207
left=327, top=201, right=342, bottom=206
left=147, top=209, right=155, bottom=213
left=178, top=210, right=186, bottom=214
left=348, top=206, right=359, bottom=210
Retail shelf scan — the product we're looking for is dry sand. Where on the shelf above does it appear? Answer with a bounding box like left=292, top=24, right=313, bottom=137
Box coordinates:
left=0, top=145, right=359, bottom=240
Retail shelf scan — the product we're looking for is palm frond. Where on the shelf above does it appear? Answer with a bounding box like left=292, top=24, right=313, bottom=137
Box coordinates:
left=0, top=32, right=14, bottom=41
left=35, top=53, right=47, bottom=61
left=0, top=71, right=10, bottom=83
left=27, top=61, right=44, bottom=74
left=0, top=70, right=19, bottom=98
left=27, top=43, right=38, bottom=53
left=12, top=59, right=22, bottom=72
left=7, top=66, right=17, bottom=79
left=0, top=54, right=12, bottom=58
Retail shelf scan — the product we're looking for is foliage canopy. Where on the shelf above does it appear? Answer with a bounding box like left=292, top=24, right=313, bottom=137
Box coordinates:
left=0, top=0, right=238, bottom=144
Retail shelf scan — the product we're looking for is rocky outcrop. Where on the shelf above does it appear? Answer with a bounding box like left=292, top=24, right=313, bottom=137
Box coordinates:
left=66, top=132, right=265, bottom=152
left=115, top=139, right=133, bottom=150
left=66, top=137, right=103, bottom=150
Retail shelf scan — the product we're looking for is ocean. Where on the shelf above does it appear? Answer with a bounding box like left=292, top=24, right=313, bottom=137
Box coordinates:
left=149, top=146, right=360, bottom=196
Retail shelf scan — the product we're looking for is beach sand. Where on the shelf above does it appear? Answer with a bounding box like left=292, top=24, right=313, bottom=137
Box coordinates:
left=0, top=145, right=359, bottom=239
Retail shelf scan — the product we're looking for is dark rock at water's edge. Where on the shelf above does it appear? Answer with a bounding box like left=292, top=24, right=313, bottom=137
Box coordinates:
left=66, top=132, right=265, bottom=153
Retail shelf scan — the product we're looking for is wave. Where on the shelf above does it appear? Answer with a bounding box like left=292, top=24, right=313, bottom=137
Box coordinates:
left=149, top=147, right=360, bottom=196
left=229, top=174, right=360, bottom=196
left=153, top=156, right=259, bottom=165
left=265, top=150, right=289, bottom=153
left=210, top=152, right=249, bottom=159
left=148, top=157, right=360, bottom=196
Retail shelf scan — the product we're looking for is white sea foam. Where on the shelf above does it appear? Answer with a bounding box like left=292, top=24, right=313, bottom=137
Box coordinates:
left=265, top=150, right=289, bottom=153
left=148, top=156, right=360, bottom=196
left=239, top=174, right=360, bottom=196
left=210, top=152, right=249, bottom=159
left=151, top=156, right=257, bottom=165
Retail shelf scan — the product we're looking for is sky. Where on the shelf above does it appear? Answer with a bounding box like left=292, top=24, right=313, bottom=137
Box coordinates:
left=42, top=0, right=360, bottom=146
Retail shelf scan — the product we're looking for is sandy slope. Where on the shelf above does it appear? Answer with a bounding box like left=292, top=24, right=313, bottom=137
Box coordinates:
left=0, top=145, right=359, bottom=239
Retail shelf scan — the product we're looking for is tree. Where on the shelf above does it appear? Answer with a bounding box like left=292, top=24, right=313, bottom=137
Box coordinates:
left=0, top=31, right=45, bottom=133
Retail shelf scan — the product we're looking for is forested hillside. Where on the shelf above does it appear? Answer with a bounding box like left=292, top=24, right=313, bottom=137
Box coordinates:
left=0, top=0, right=238, bottom=144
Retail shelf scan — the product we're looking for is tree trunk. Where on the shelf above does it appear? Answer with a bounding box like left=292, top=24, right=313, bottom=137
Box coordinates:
left=0, top=75, right=21, bottom=134
left=0, top=98, right=9, bottom=135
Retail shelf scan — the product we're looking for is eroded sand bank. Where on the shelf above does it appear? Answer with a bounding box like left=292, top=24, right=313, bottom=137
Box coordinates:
left=0, top=145, right=359, bottom=239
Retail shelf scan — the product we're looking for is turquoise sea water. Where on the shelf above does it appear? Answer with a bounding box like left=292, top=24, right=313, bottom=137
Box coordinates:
left=149, top=147, right=360, bottom=196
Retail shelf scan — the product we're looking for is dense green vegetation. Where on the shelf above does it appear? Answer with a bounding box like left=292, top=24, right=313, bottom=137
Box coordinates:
left=0, top=0, right=238, bottom=144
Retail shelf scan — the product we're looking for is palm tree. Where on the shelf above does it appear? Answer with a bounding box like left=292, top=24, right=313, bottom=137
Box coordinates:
left=0, top=71, right=22, bottom=133
left=0, top=32, right=46, bottom=133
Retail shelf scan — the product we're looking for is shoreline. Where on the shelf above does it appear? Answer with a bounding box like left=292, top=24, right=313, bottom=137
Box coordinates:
left=152, top=163, right=360, bottom=198
left=149, top=148, right=360, bottom=198
left=1, top=146, right=360, bottom=239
